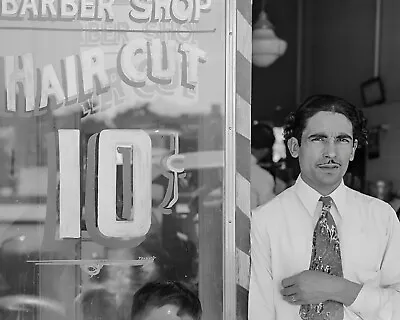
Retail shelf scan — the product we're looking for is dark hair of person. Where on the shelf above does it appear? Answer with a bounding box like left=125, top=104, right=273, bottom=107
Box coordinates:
left=251, top=122, right=276, bottom=150
left=78, top=288, right=118, bottom=320
left=131, top=281, right=202, bottom=320
left=283, top=94, right=368, bottom=146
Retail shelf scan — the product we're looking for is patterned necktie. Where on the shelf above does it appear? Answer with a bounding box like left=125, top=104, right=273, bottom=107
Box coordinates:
left=299, top=196, right=344, bottom=320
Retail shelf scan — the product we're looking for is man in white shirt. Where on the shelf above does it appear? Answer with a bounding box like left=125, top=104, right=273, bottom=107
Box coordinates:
left=248, top=95, right=400, bottom=320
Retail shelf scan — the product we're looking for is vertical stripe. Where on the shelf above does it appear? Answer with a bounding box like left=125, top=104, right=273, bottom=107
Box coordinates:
left=237, top=11, right=252, bottom=62
left=236, top=52, right=252, bottom=104
left=235, top=0, right=252, bottom=318
left=236, top=0, right=252, bottom=25
left=236, top=284, right=249, bottom=320
left=236, top=248, right=251, bottom=290
left=236, top=208, right=251, bottom=254
left=236, top=173, right=251, bottom=219
left=236, top=132, right=251, bottom=181
left=236, top=94, right=251, bottom=140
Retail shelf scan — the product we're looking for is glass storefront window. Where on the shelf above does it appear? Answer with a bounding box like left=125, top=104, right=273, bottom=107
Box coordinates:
left=0, top=1, right=230, bottom=319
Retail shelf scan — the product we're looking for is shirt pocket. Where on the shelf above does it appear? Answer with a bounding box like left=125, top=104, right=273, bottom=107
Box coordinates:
left=346, top=231, right=383, bottom=274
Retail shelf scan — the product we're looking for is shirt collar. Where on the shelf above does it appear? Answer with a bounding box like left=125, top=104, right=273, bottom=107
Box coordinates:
left=294, top=175, right=347, bottom=217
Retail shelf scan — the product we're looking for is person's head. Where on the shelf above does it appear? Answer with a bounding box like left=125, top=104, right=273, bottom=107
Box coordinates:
left=77, top=288, right=118, bottom=320
left=131, top=281, right=202, bottom=320
left=251, top=122, right=276, bottom=161
left=284, top=94, right=368, bottom=195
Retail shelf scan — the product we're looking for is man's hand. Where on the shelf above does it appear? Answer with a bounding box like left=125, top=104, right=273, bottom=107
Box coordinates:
left=280, top=270, right=362, bottom=306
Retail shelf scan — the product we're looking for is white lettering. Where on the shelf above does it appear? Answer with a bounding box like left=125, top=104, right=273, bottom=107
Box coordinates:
left=80, top=47, right=110, bottom=96
left=40, top=0, right=56, bottom=17
left=58, top=129, right=152, bottom=240
left=97, top=0, right=114, bottom=20
left=128, top=0, right=152, bottom=22
left=97, top=130, right=152, bottom=238
left=59, top=130, right=81, bottom=238
left=80, top=0, right=95, bottom=19
left=148, top=39, right=176, bottom=85
left=179, top=43, right=206, bottom=89
left=119, top=38, right=147, bottom=87
left=171, top=0, right=193, bottom=23
left=39, top=64, right=66, bottom=109
left=1, top=0, right=18, bottom=16
left=5, top=53, right=35, bottom=112
left=60, top=0, right=78, bottom=18
left=19, top=0, right=38, bottom=17
left=153, top=0, right=171, bottom=22
left=63, top=55, right=79, bottom=103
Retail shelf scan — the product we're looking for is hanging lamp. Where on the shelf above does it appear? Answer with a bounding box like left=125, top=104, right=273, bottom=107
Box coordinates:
left=252, top=0, right=287, bottom=67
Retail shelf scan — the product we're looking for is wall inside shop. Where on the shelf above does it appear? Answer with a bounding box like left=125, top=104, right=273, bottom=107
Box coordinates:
left=363, top=0, right=400, bottom=191
left=300, top=0, right=376, bottom=106
left=251, top=0, right=298, bottom=125
left=299, top=0, right=400, bottom=192
left=363, top=103, right=400, bottom=190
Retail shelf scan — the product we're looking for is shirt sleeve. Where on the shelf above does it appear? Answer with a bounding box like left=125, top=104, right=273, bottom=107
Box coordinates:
left=248, top=209, right=275, bottom=320
left=347, top=205, right=400, bottom=319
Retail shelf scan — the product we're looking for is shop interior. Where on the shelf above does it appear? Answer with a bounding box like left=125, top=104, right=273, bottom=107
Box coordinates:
left=252, top=0, right=400, bottom=215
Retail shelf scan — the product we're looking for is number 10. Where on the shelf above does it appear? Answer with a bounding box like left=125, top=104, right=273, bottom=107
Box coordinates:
left=45, top=129, right=152, bottom=249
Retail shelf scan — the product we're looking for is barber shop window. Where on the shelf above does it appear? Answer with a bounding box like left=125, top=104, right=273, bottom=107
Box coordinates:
left=0, top=1, right=227, bottom=319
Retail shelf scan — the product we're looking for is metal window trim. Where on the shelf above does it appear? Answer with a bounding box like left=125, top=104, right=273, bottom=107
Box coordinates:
left=223, top=0, right=237, bottom=320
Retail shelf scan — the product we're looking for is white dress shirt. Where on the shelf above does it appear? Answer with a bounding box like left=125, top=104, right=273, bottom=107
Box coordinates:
left=248, top=176, right=400, bottom=320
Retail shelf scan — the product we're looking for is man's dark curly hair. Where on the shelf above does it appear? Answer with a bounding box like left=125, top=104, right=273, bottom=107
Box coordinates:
left=283, top=94, right=368, bottom=147
left=131, top=281, right=202, bottom=320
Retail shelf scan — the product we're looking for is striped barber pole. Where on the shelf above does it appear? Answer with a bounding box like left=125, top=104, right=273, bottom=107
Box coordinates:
left=235, top=0, right=252, bottom=319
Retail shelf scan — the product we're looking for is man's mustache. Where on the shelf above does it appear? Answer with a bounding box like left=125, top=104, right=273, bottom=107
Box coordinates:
left=318, top=160, right=341, bottom=166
